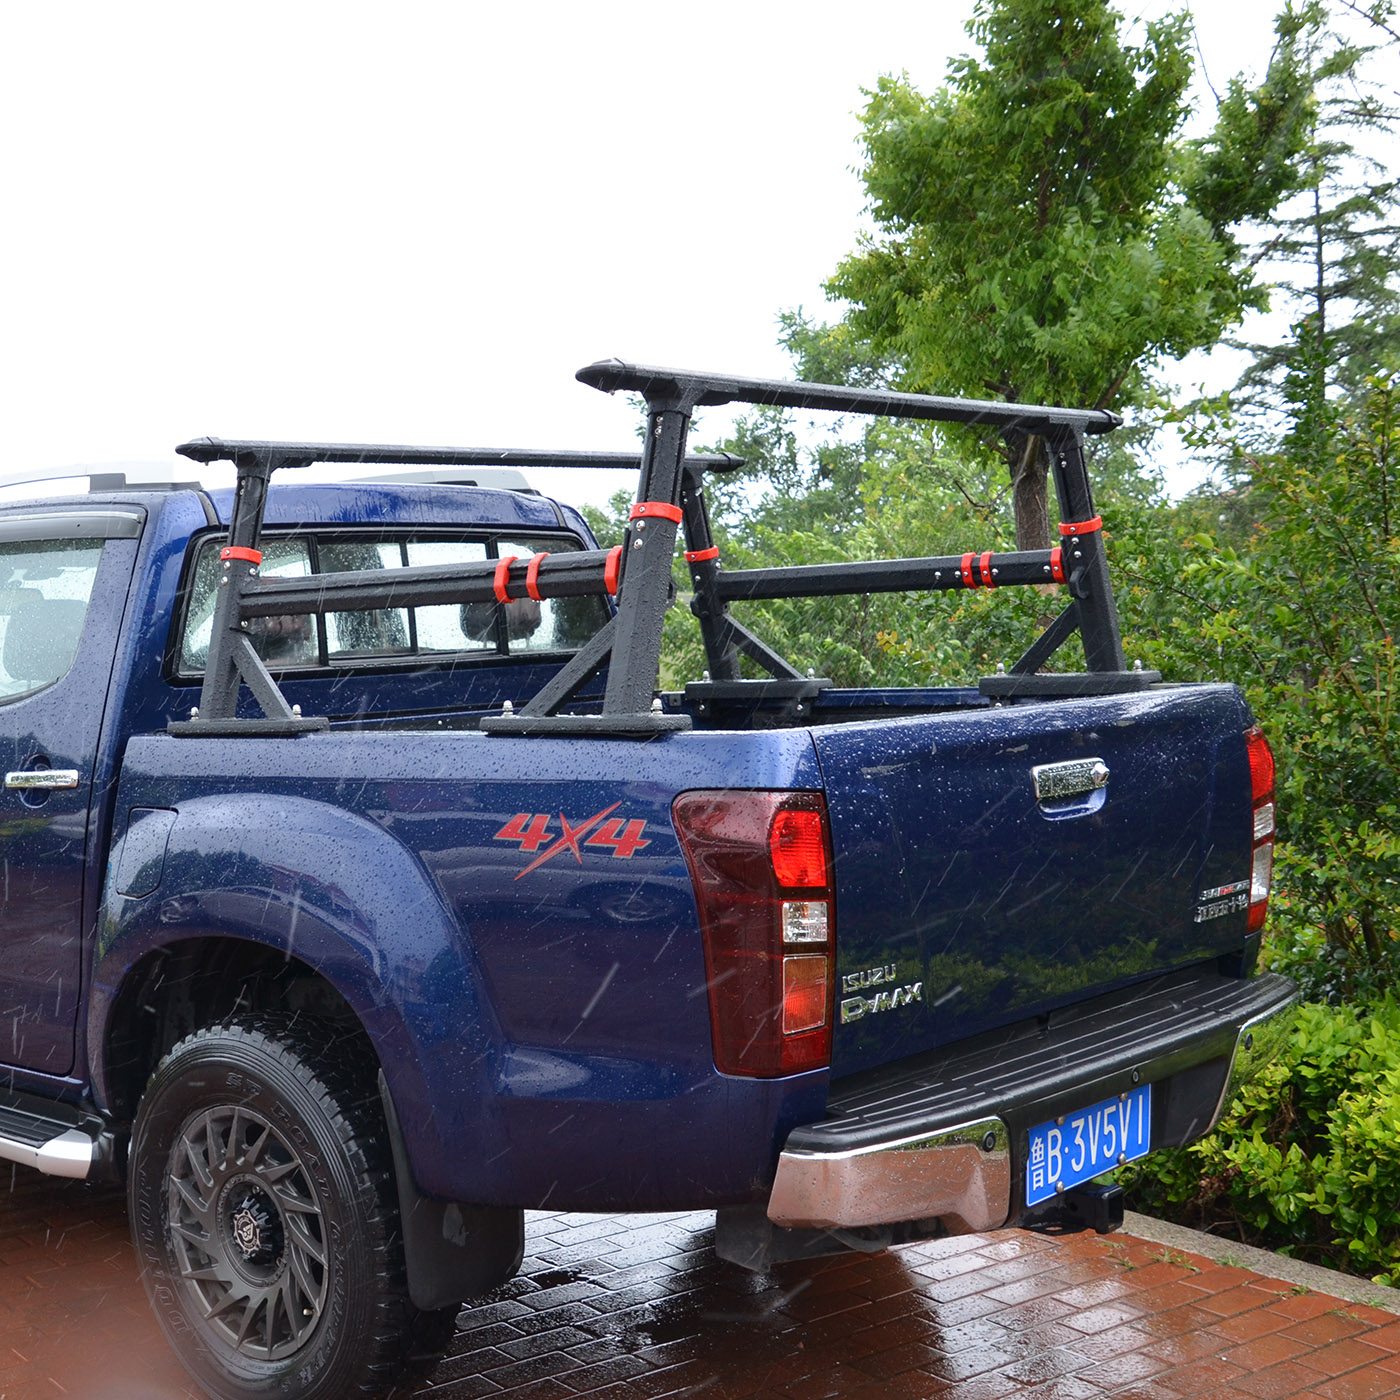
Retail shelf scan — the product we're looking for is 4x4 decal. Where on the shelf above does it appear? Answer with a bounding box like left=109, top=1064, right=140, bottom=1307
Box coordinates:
left=495, top=803, right=650, bottom=879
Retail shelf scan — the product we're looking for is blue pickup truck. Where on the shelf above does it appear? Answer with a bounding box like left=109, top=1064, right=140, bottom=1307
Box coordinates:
left=0, top=362, right=1294, bottom=1400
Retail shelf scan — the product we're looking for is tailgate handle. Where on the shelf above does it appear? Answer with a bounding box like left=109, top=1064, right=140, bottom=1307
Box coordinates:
left=1032, top=758, right=1109, bottom=802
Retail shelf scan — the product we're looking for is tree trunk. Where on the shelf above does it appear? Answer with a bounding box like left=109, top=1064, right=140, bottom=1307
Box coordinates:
left=1011, top=433, right=1053, bottom=551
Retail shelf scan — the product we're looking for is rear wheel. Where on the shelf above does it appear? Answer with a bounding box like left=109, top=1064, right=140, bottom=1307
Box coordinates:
left=128, top=1016, right=457, bottom=1399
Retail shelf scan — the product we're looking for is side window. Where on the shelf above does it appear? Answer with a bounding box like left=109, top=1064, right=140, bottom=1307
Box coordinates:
left=0, top=539, right=102, bottom=701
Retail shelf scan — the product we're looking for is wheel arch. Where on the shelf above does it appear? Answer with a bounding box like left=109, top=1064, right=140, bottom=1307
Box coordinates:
left=92, top=792, right=506, bottom=1198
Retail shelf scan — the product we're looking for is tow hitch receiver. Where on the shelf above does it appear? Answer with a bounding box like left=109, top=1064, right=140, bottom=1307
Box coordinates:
left=1026, top=1181, right=1125, bottom=1234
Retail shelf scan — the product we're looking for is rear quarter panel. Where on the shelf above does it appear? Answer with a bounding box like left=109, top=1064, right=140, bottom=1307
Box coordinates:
left=94, top=728, right=829, bottom=1210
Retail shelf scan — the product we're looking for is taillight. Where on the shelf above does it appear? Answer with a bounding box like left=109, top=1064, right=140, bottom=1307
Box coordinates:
left=1245, top=726, right=1275, bottom=933
left=672, top=790, right=835, bottom=1077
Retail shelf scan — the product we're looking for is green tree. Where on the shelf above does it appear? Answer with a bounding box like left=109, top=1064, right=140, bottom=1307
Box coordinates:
left=826, top=0, right=1315, bottom=547
left=1112, top=358, right=1400, bottom=991
left=1227, top=3, right=1400, bottom=416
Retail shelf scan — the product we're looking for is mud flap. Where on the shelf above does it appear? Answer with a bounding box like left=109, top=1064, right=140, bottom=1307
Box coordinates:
left=378, top=1073, right=524, bottom=1311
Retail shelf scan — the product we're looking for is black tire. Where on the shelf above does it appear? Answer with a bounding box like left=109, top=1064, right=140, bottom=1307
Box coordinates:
left=128, top=1015, right=458, bottom=1400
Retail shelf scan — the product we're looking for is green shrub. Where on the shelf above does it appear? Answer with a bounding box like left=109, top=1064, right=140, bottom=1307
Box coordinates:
left=1122, top=997, right=1400, bottom=1283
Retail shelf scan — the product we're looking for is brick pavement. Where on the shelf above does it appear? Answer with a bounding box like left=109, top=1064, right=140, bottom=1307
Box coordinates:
left=1, top=1171, right=1398, bottom=1399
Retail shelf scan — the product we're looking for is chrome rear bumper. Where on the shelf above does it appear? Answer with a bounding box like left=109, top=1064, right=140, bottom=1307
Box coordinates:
left=766, top=970, right=1299, bottom=1233
left=768, top=1117, right=1009, bottom=1232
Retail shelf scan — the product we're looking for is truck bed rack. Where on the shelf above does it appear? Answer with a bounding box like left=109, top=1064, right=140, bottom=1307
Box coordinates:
left=170, top=362, right=1154, bottom=738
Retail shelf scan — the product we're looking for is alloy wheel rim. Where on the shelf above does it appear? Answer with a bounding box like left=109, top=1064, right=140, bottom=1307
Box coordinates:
left=166, top=1103, right=329, bottom=1360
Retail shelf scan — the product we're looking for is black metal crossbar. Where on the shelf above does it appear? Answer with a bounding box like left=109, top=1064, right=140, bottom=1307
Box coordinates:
left=167, top=363, right=1149, bottom=740
left=576, top=360, right=1122, bottom=437
left=241, top=551, right=618, bottom=618
left=176, top=437, right=745, bottom=472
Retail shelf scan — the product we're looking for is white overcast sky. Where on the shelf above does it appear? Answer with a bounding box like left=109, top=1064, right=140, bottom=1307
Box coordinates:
left=2, top=1, right=1301, bottom=508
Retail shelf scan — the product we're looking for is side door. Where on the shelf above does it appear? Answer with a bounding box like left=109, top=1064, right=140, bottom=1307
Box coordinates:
left=0, top=509, right=141, bottom=1075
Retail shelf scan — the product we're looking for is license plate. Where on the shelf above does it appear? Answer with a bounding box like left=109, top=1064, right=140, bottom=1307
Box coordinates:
left=1025, top=1083, right=1151, bottom=1207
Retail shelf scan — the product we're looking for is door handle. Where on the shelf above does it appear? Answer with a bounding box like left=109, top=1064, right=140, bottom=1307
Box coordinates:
left=5, top=770, right=80, bottom=791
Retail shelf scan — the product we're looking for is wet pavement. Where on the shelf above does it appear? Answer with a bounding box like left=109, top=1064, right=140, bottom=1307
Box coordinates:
left=2, top=1170, right=1399, bottom=1399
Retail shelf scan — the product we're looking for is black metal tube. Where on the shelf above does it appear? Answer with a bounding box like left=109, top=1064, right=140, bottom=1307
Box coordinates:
left=177, top=438, right=741, bottom=472
left=714, top=551, right=1059, bottom=601
left=577, top=360, right=1121, bottom=437
left=1049, top=431, right=1125, bottom=672
left=240, top=550, right=613, bottom=617
left=604, top=404, right=694, bottom=714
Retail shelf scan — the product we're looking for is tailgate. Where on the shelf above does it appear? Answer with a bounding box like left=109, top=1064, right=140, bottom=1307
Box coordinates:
left=814, top=684, right=1258, bottom=1077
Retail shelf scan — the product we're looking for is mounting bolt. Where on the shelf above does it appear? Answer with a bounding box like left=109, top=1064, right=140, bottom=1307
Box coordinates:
left=651, top=698, right=662, bottom=713
left=981, top=1131, right=997, bottom=1152
left=190, top=706, right=200, bottom=718
left=1131, top=1068, right=1141, bottom=1084
left=291, top=704, right=302, bottom=716
left=632, top=539, right=644, bottom=550
left=502, top=699, right=514, bottom=715
left=1055, top=1181, right=1065, bottom=1195
left=1118, top=1152, right=1127, bottom=1166
left=702, top=670, right=711, bottom=682
left=1133, top=659, right=1143, bottom=672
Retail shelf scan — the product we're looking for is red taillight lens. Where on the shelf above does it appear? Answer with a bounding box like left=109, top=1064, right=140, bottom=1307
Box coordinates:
left=771, top=809, right=827, bottom=887
left=1248, top=729, right=1275, bottom=803
left=672, top=790, right=834, bottom=1077
left=1245, top=726, right=1275, bottom=933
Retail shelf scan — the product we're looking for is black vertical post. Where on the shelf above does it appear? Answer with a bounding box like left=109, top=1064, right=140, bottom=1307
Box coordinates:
left=679, top=462, right=741, bottom=681
left=602, top=397, right=697, bottom=715
left=183, top=449, right=326, bottom=733
left=196, top=450, right=277, bottom=721
left=1048, top=430, right=1126, bottom=673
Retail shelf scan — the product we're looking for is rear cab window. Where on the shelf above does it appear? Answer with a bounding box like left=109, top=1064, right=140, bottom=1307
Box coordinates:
left=176, top=529, right=609, bottom=676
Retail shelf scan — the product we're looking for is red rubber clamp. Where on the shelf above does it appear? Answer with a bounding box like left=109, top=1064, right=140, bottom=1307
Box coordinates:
left=979, top=550, right=995, bottom=587
left=525, top=552, right=549, bottom=601
left=960, top=552, right=977, bottom=588
left=629, top=502, right=683, bottom=523
left=1058, top=515, right=1103, bottom=536
left=220, top=546, right=263, bottom=564
left=604, top=546, right=623, bottom=595
left=493, top=555, right=518, bottom=604
left=1050, top=547, right=1066, bottom=583
left=685, top=546, right=720, bottom=563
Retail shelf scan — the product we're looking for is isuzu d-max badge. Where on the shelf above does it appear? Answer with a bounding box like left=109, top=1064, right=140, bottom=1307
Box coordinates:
left=840, top=964, right=924, bottom=1023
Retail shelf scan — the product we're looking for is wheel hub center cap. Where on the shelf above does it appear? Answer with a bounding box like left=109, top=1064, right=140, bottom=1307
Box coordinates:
left=232, top=1208, right=262, bottom=1256
left=226, top=1188, right=283, bottom=1267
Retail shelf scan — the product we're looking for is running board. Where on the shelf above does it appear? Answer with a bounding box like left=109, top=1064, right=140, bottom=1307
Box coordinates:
left=0, top=1097, right=104, bottom=1180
